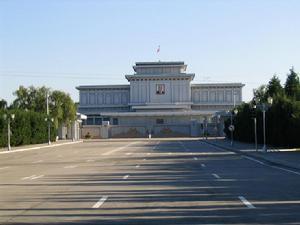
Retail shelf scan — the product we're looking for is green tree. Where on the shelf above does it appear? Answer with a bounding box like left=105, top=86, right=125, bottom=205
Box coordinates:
left=11, top=86, right=76, bottom=129
left=252, top=85, right=267, bottom=103
left=0, top=99, right=7, bottom=109
left=266, top=75, right=283, bottom=98
left=12, top=86, right=50, bottom=112
left=51, top=90, right=76, bottom=128
left=284, top=67, right=300, bottom=100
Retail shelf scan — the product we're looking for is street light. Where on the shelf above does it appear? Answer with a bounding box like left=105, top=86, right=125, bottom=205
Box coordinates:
left=204, top=117, right=208, bottom=140
left=70, top=120, right=75, bottom=141
left=45, top=117, right=54, bottom=145
left=230, top=109, right=238, bottom=146
left=262, top=97, right=273, bottom=152
left=252, top=102, right=258, bottom=151
left=216, top=114, right=221, bottom=137
left=3, top=113, right=15, bottom=151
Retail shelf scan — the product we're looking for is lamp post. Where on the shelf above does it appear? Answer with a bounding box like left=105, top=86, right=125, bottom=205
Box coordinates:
left=230, top=109, right=238, bottom=146
left=262, top=97, right=273, bottom=152
left=46, top=92, right=51, bottom=145
left=3, top=113, right=15, bottom=151
left=252, top=103, right=258, bottom=151
left=70, top=120, right=75, bottom=141
left=216, top=114, right=221, bottom=137
left=45, top=117, right=54, bottom=145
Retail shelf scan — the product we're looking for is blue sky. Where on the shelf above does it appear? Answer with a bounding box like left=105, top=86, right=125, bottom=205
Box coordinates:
left=1, top=0, right=300, bottom=103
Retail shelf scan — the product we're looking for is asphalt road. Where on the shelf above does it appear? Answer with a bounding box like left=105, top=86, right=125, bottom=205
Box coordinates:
left=1, top=138, right=300, bottom=225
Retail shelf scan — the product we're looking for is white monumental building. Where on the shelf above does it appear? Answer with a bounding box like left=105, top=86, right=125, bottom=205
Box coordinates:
left=76, top=61, right=244, bottom=138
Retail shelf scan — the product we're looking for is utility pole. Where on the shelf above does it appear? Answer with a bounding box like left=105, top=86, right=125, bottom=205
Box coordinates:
left=47, top=92, right=51, bottom=145
left=8, top=117, right=11, bottom=151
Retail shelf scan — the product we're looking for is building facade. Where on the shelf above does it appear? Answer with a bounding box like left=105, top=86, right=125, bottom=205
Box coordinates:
left=76, top=61, right=244, bottom=138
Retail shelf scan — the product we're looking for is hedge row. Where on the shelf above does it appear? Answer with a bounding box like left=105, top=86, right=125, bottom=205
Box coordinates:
left=0, top=110, right=56, bottom=148
left=224, top=96, right=300, bottom=148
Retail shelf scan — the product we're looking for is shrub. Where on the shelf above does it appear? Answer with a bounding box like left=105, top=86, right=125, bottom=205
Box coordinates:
left=0, top=109, right=57, bottom=148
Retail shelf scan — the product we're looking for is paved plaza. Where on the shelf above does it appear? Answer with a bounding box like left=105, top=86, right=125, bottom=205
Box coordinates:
left=1, top=138, right=300, bottom=224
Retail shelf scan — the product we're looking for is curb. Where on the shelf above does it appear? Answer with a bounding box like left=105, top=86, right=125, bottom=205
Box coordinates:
left=0, top=140, right=83, bottom=154
left=201, top=140, right=300, bottom=172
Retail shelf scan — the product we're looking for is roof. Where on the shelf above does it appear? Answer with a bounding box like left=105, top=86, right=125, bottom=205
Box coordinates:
left=100, top=110, right=216, bottom=117
left=135, top=61, right=184, bottom=66
left=191, top=83, right=245, bottom=88
left=125, top=73, right=195, bottom=80
left=76, top=85, right=130, bottom=90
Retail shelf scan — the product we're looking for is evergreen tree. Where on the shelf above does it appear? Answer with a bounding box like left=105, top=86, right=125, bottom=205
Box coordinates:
left=0, top=99, right=7, bottom=109
left=252, top=85, right=267, bottom=103
left=266, top=75, right=283, bottom=97
left=284, top=67, right=300, bottom=100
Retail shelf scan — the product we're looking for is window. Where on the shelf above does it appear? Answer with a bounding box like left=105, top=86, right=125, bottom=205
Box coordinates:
left=113, top=118, right=119, bottom=125
left=86, top=117, right=94, bottom=125
left=95, top=117, right=102, bottom=125
left=156, top=119, right=164, bottom=124
left=156, top=84, right=165, bottom=95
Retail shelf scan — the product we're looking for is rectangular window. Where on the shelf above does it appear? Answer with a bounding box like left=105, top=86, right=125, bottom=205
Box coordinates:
left=156, top=119, right=164, bottom=124
left=95, top=117, right=102, bottom=125
left=113, top=118, right=119, bottom=125
left=156, top=84, right=165, bottom=95
left=86, top=117, right=94, bottom=125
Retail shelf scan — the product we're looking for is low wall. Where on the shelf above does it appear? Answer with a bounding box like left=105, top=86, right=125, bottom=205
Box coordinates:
left=110, top=126, right=147, bottom=138
left=81, top=126, right=102, bottom=139
left=81, top=122, right=222, bottom=139
left=153, top=124, right=191, bottom=137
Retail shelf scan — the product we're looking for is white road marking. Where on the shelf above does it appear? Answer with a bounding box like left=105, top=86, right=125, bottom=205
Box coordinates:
left=102, top=142, right=139, bottom=156
left=64, top=165, right=78, bottom=169
left=212, top=173, right=221, bottom=179
left=31, top=175, right=44, bottom=180
left=33, top=160, right=43, bottom=163
left=0, top=141, right=83, bottom=154
left=243, top=156, right=300, bottom=176
left=168, top=152, right=172, bottom=155
left=152, top=141, right=160, bottom=150
left=22, top=175, right=44, bottom=180
left=271, top=165, right=300, bottom=176
left=201, top=163, right=206, bottom=167
left=147, top=153, right=151, bottom=155
left=136, top=165, right=140, bottom=168
left=243, top=156, right=266, bottom=165
left=239, top=196, right=256, bottom=209
left=205, top=141, right=300, bottom=177
left=92, top=196, right=108, bottom=208
left=194, top=157, right=198, bottom=160
left=0, top=166, right=10, bottom=170
left=204, top=141, right=230, bottom=152
left=126, top=152, right=132, bottom=155
left=22, top=175, right=36, bottom=180
left=123, top=175, right=130, bottom=179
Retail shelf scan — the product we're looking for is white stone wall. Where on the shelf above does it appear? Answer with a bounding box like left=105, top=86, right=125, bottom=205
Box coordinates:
left=129, top=78, right=191, bottom=104
left=135, top=66, right=182, bottom=74
left=79, top=88, right=130, bottom=106
left=118, top=116, right=206, bottom=126
left=191, top=86, right=242, bottom=105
